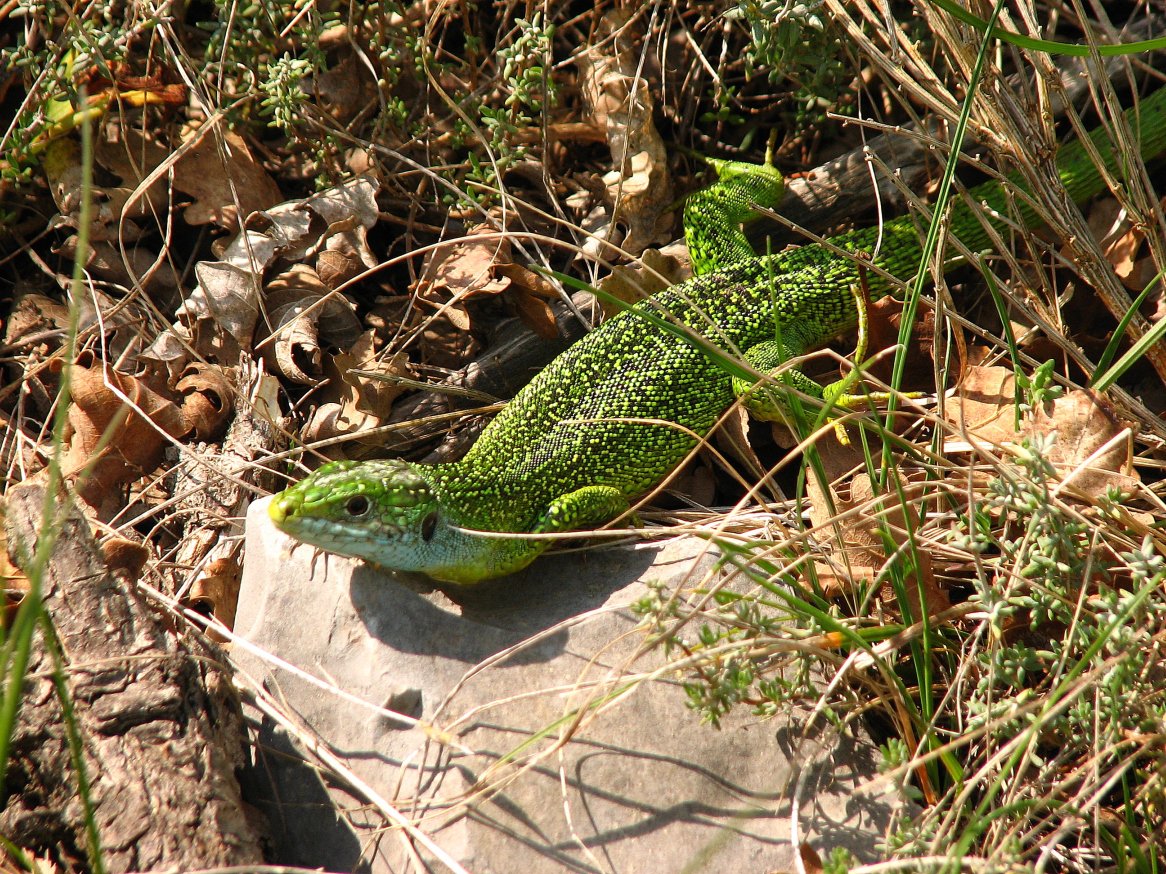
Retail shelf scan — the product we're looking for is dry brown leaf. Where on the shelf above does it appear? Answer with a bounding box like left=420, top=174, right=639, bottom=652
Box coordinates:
left=4, top=294, right=70, bottom=353
left=508, top=291, right=560, bottom=340
left=416, top=226, right=513, bottom=302
left=597, top=245, right=691, bottom=316
left=849, top=474, right=945, bottom=618
left=301, top=403, right=373, bottom=453
left=947, top=365, right=1019, bottom=445
left=1088, top=196, right=1164, bottom=293
left=340, top=332, right=412, bottom=420
left=946, top=363, right=1141, bottom=506
left=663, top=458, right=718, bottom=511
left=301, top=332, right=413, bottom=451
left=577, top=9, right=675, bottom=254
left=798, top=842, right=825, bottom=874
left=78, top=60, right=188, bottom=109
left=59, top=356, right=189, bottom=516
left=1026, top=389, right=1139, bottom=496
left=947, top=366, right=1139, bottom=494
left=712, top=404, right=770, bottom=483
left=174, top=126, right=283, bottom=228
left=148, top=176, right=377, bottom=375
left=495, top=262, right=564, bottom=339
left=311, top=48, right=379, bottom=123
left=804, top=438, right=943, bottom=616
left=317, top=244, right=367, bottom=288
left=863, top=295, right=937, bottom=392
left=264, top=264, right=349, bottom=384
left=183, top=556, right=243, bottom=639
left=54, top=237, right=181, bottom=296
left=45, top=128, right=171, bottom=224
left=91, top=129, right=173, bottom=223
left=420, top=301, right=481, bottom=369
left=176, top=363, right=235, bottom=441
left=412, top=225, right=514, bottom=368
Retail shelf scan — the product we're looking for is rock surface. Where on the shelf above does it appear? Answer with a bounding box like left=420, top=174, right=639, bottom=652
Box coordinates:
left=236, top=498, right=907, bottom=872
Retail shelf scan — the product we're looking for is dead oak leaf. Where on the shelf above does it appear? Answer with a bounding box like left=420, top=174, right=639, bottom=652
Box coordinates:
left=183, top=556, right=243, bottom=640
left=803, top=437, right=943, bottom=617
left=416, top=226, right=513, bottom=301
left=340, top=331, right=412, bottom=421
left=301, top=332, right=413, bottom=451
left=59, top=357, right=189, bottom=517
left=148, top=176, right=377, bottom=376
left=946, top=366, right=1139, bottom=496
left=1026, top=389, right=1138, bottom=497
left=262, top=264, right=362, bottom=385
left=597, top=245, right=690, bottom=317
left=174, top=125, right=283, bottom=229
left=1088, top=195, right=1166, bottom=293
left=413, top=226, right=513, bottom=368
left=176, top=363, right=235, bottom=442
left=577, top=9, right=675, bottom=254
left=947, top=365, right=1019, bottom=446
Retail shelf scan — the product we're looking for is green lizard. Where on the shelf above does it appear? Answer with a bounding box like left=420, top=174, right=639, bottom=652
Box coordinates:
left=269, top=87, right=1166, bottom=583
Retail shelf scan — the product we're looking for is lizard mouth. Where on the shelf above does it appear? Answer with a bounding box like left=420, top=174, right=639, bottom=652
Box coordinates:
left=268, top=495, right=293, bottom=524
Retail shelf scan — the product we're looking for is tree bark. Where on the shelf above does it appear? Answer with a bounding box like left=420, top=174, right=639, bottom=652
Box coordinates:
left=2, top=480, right=265, bottom=872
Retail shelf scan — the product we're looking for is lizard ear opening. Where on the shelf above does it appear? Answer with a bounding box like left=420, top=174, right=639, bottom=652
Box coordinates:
left=421, top=511, right=438, bottom=542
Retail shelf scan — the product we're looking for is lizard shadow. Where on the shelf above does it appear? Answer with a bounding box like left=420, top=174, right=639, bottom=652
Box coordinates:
left=348, top=539, right=672, bottom=666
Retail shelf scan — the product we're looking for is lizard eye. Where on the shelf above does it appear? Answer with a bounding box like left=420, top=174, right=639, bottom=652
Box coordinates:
left=421, top=511, right=438, bottom=542
left=345, top=495, right=370, bottom=517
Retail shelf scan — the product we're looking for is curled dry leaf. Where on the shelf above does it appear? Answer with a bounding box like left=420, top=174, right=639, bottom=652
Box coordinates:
left=58, top=356, right=189, bottom=516
left=569, top=187, right=621, bottom=264
left=417, top=225, right=513, bottom=301
left=45, top=128, right=170, bottom=225
left=495, top=262, right=564, bottom=340
left=862, top=295, right=938, bottom=391
left=344, top=347, right=412, bottom=421
left=92, top=129, right=174, bottom=223
left=262, top=264, right=361, bottom=385
left=146, top=176, right=378, bottom=376
left=577, top=9, right=674, bottom=254
left=798, top=843, right=825, bottom=874
left=42, top=128, right=185, bottom=298
left=413, top=224, right=514, bottom=368
left=1088, top=196, right=1166, bottom=294
left=4, top=294, right=70, bottom=354
left=183, top=556, right=243, bottom=639
left=176, top=363, right=235, bottom=441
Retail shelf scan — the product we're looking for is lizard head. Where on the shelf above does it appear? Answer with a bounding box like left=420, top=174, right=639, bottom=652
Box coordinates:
left=267, top=458, right=541, bottom=584
left=700, top=157, right=785, bottom=211
left=269, top=459, right=453, bottom=576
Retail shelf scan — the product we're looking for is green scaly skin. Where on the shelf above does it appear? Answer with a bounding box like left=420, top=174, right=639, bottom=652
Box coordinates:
left=270, top=89, right=1166, bottom=583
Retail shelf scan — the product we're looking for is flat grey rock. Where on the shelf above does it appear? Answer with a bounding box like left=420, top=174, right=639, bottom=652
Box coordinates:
left=236, top=498, right=907, bottom=872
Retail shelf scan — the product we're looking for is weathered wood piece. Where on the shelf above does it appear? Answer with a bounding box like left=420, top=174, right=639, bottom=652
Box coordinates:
left=3, top=481, right=265, bottom=872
